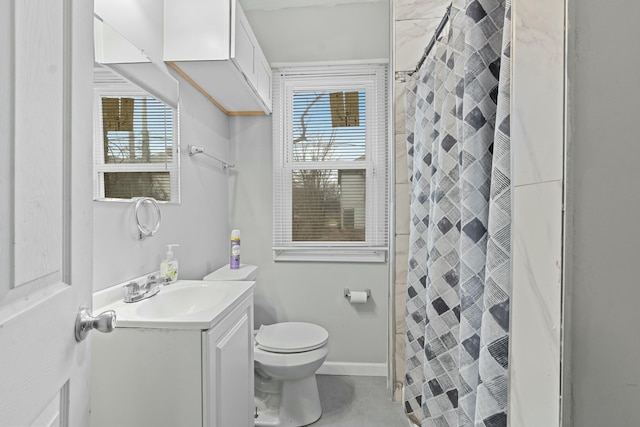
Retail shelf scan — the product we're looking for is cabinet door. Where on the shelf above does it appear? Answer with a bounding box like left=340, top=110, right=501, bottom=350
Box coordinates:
left=164, top=0, right=231, bottom=61
left=256, top=52, right=272, bottom=111
left=91, top=329, right=203, bottom=427
left=203, top=298, right=254, bottom=427
left=231, top=1, right=255, bottom=83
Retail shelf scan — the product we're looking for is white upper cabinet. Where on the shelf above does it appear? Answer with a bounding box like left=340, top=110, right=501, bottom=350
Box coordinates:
left=164, top=0, right=272, bottom=114
left=95, top=0, right=165, bottom=65
left=94, top=0, right=180, bottom=108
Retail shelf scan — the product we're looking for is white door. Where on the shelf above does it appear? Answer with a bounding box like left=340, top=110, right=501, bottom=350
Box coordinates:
left=0, top=1, right=94, bottom=426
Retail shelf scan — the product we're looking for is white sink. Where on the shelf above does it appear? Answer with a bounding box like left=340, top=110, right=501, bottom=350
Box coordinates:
left=96, top=280, right=254, bottom=330
left=135, top=282, right=232, bottom=319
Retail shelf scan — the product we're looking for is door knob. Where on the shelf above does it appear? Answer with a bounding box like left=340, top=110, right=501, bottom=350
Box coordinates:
left=75, top=307, right=117, bottom=342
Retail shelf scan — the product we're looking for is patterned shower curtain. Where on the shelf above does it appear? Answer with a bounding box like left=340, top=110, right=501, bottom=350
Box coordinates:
left=403, top=0, right=511, bottom=426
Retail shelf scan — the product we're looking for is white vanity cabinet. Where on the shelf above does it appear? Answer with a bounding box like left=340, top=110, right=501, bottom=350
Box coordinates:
left=90, top=292, right=254, bottom=427
left=164, top=0, right=272, bottom=114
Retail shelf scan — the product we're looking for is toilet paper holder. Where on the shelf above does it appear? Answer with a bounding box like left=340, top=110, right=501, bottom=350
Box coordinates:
left=344, top=288, right=371, bottom=300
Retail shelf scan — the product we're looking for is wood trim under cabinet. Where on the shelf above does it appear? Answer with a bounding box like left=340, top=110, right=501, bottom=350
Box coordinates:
left=166, top=61, right=266, bottom=116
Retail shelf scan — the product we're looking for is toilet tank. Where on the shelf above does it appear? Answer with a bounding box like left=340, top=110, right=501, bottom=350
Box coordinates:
left=203, top=264, right=258, bottom=281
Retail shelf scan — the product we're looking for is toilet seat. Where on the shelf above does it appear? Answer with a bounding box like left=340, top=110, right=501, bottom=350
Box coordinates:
left=256, top=322, right=328, bottom=353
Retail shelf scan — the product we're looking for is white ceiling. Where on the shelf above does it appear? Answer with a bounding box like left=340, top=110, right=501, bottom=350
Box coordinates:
left=239, top=0, right=390, bottom=63
left=239, top=0, right=386, bottom=11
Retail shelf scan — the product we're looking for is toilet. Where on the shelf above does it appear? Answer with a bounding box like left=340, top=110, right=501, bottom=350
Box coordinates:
left=203, top=264, right=329, bottom=427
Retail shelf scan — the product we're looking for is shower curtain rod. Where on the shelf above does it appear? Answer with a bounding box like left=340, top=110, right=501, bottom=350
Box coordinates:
left=410, top=4, right=452, bottom=76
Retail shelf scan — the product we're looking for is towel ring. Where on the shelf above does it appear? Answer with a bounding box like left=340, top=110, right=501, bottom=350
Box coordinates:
left=135, top=197, right=161, bottom=240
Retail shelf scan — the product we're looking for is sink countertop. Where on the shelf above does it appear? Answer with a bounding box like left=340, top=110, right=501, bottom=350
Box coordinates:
left=95, top=280, right=254, bottom=330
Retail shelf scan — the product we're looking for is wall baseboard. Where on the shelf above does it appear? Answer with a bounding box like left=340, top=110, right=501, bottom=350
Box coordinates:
left=317, top=362, right=387, bottom=377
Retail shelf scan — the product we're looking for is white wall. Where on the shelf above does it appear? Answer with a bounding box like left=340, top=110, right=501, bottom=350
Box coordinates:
left=565, top=0, right=640, bottom=425
left=233, top=1, right=391, bottom=369
left=92, top=0, right=234, bottom=291
left=93, top=75, right=232, bottom=291
left=229, top=116, right=389, bottom=368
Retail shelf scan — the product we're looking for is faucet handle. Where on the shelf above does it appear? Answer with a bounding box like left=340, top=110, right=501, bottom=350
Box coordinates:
left=123, top=281, right=141, bottom=299
left=124, top=281, right=140, bottom=290
left=146, top=274, right=171, bottom=286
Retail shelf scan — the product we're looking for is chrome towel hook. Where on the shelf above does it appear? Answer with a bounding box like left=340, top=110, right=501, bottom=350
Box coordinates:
left=135, top=197, right=161, bottom=240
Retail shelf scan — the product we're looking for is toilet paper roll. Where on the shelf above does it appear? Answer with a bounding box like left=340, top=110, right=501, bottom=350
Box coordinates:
left=349, top=291, right=368, bottom=304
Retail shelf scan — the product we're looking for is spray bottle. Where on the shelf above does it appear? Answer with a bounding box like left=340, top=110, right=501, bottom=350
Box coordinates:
left=230, top=230, right=241, bottom=269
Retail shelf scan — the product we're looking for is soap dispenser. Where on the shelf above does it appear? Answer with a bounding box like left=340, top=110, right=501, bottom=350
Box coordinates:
left=160, top=244, right=179, bottom=283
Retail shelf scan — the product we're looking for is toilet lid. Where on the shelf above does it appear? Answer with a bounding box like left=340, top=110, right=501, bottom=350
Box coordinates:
left=255, top=322, right=329, bottom=353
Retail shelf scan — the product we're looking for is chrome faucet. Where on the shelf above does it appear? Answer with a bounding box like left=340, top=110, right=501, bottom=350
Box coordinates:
left=123, top=275, right=170, bottom=303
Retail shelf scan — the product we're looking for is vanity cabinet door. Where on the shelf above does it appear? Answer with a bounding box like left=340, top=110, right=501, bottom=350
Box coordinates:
left=91, top=328, right=203, bottom=427
left=203, top=296, right=254, bottom=427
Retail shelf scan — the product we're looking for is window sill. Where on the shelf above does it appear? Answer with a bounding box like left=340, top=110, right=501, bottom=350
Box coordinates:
left=273, top=247, right=387, bottom=263
left=93, top=197, right=180, bottom=204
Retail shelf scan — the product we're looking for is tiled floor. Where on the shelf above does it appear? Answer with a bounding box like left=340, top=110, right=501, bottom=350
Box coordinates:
left=311, top=375, right=408, bottom=427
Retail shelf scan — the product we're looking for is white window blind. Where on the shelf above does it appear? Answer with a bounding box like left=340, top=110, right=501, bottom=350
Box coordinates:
left=93, top=67, right=180, bottom=202
left=273, top=64, right=389, bottom=262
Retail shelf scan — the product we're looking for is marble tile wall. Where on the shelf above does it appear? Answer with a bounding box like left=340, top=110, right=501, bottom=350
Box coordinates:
left=509, top=0, right=564, bottom=424
left=392, top=0, right=565, bottom=422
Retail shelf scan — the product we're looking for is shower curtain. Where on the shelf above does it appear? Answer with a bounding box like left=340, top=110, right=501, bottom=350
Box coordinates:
left=403, top=0, right=511, bottom=426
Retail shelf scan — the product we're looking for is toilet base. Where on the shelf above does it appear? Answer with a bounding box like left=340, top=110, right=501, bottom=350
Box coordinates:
left=254, top=374, right=322, bottom=427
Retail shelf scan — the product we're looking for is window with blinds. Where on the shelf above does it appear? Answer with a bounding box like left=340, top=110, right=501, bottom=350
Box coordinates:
left=273, top=64, right=389, bottom=262
left=93, top=67, right=179, bottom=202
